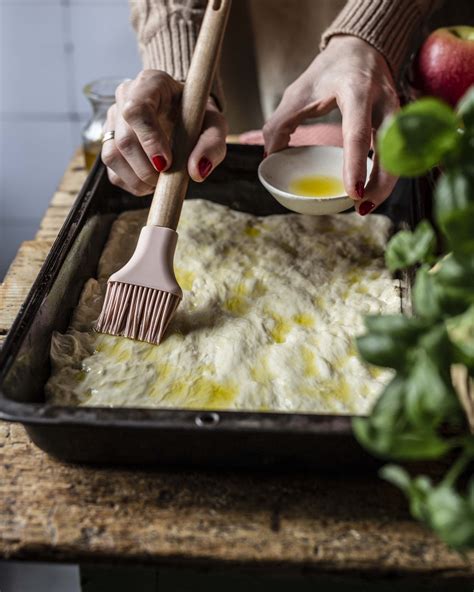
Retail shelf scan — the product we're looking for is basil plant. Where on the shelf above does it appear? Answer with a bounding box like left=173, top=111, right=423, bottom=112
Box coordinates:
left=354, top=88, right=474, bottom=550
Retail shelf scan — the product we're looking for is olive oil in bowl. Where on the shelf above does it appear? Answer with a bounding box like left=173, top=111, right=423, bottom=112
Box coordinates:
left=258, top=145, right=370, bottom=214
left=289, top=174, right=345, bottom=198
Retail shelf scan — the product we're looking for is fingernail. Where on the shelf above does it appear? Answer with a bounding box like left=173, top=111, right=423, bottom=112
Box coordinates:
left=151, top=154, right=167, bottom=172
left=355, top=181, right=365, bottom=200
left=359, top=201, right=375, bottom=216
left=198, top=156, right=212, bottom=179
left=263, top=151, right=268, bottom=159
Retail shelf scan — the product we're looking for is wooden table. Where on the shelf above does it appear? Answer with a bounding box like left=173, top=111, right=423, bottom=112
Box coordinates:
left=0, top=151, right=473, bottom=588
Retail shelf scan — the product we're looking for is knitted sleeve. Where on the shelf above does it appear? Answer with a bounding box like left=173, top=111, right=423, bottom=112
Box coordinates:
left=129, top=0, right=224, bottom=107
left=320, top=0, right=441, bottom=76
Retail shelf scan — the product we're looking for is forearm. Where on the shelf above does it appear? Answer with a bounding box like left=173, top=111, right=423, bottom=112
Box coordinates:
left=129, top=0, right=224, bottom=108
left=320, top=0, right=441, bottom=77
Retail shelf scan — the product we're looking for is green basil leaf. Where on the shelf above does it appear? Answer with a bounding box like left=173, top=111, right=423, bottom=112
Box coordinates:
left=356, top=333, right=408, bottom=370
left=354, top=374, right=453, bottom=460
left=457, top=85, right=474, bottom=130
left=352, top=417, right=374, bottom=453
left=380, top=464, right=412, bottom=493
left=413, top=265, right=443, bottom=320
left=418, top=324, right=453, bottom=375
left=455, top=132, right=474, bottom=177
left=383, top=465, right=474, bottom=549
left=412, top=266, right=471, bottom=321
left=468, top=478, right=474, bottom=511
left=439, top=285, right=474, bottom=317
left=436, top=253, right=474, bottom=287
left=405, top=349, right=459, bottom=428
left=446, top=305, right=474, bottom=371
left=352, top=377, right=406, bottom=456
left=378, top=98, right=460, bottom=176
left=432, top=257, right=474, bottom=316
left=369, top=376, right=406, bottom=428
left=435, top=170, right=474, bottom=257
left=426, top=485, right=474, bottom=549
left=388, top=431, right=452, bottom=460
left=364, top=314, right=428, bottom=340
left=409, top=475, right=435, bottom=522
left=385, top=221, right=436, bottom=272
left=381, top=466, right=433, bottom=515
left=463, top=439, right=474, bottom=457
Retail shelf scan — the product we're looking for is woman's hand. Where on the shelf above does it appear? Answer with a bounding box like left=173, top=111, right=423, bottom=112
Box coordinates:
left=263, top=36, right=400, bottom=214
left=102, top=70, right=228, bottom=196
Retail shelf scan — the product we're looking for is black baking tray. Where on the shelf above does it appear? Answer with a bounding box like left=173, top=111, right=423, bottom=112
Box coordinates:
left=0, top=144, right=428, bottom=469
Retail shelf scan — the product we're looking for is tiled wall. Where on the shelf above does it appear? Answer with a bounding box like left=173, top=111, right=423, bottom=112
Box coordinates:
left=0, top=561, right=80, bottom=592
left=0, top=0, right=141, bottom=279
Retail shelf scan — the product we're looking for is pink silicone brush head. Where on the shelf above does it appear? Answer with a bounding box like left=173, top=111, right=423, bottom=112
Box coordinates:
left=95, top=225, right=182, bottom=344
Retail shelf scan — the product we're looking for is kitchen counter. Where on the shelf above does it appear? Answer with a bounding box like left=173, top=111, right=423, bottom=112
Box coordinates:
left=0, top=151, right=473, bottom=587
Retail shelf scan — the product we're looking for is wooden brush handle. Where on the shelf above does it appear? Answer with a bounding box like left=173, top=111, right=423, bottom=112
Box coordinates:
left=147, top=0, right=231, bottom=229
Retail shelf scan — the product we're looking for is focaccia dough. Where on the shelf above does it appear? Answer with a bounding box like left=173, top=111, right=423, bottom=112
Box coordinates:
left=46, top=199, right=399, bottom=414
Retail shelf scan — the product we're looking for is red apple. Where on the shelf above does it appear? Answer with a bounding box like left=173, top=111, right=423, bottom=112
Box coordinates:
left=414, top=26, right=474, bottom=107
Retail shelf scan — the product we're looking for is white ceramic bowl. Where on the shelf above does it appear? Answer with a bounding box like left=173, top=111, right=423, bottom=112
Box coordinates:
left=258, top=145, right=373, bottom=216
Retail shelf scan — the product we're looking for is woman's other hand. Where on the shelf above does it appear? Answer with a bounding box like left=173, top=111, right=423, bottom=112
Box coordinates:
left=263, top=36, right=400, bottom=214
left=102, top=70, right=228, bottom=196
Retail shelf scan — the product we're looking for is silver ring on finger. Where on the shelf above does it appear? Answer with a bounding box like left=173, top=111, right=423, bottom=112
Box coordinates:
left=102, top=130, right=115, bottom=144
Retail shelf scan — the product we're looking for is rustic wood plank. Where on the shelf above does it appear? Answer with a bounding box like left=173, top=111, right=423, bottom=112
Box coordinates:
left=0, top=149, right=473, bottom=577
left=0, top=421, right=472, bottom=578
left=50, top=190, right=80, bottom=208
left=57, top=150, right=89, bottom=194
left=0, top=241, right=53, bottom=333
left=0, top=149, right=86, bottom=333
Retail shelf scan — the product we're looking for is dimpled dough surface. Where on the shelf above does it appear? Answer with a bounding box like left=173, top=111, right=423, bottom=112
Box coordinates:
left=46, top=199, right=400, bottom=414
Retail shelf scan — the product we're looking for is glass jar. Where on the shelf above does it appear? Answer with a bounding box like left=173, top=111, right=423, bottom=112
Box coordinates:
left=82, top=77, right=126, bottom=170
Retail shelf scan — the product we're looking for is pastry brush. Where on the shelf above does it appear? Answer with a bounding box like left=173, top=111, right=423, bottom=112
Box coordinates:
left=96, top=0, right=231, bottom=344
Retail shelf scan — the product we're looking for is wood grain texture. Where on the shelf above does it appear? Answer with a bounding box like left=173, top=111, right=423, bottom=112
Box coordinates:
left=0, top=421, right=473, bottom=579
left=0, top=150, right=474, bottom=578
left=0, top=151, right=86, bottom=336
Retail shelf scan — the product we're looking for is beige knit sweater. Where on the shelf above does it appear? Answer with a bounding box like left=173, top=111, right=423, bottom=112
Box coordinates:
left=130, top=0, right=439, bottom=112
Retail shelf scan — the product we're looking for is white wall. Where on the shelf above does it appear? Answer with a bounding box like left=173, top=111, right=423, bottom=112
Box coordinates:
left=0, top=0, right=141, bottom=278
left=0, top=561, right=80, bottom=592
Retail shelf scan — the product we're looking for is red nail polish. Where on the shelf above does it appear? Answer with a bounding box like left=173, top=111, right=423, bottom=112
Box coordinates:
left=355, top=181, right=365, bottom=200
left=151, top=154, right=167, bottom=172
left=359, top=201, right=375, bottom=216
left=263, top=151, right=268, bottom=159
left=198, top=157, right=212, bottom=179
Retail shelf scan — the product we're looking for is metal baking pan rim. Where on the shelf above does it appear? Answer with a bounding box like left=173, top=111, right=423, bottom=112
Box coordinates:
left=0, top=158, right=104, bottom=379
left=0, top=394, right=355, bottom=433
